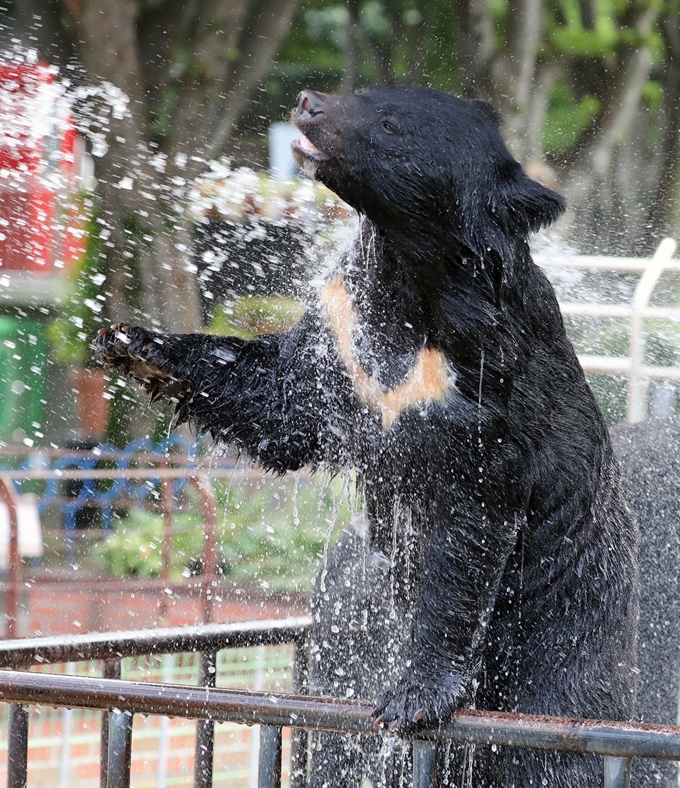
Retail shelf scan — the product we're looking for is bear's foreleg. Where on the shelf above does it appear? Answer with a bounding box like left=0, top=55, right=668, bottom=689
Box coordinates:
left=93, top=314, right=341, bottom=473
left=374, top=501, right=518, bottom=735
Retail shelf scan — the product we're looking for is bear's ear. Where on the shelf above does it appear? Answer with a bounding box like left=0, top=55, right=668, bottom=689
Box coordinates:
left=493, top=162, right=566, bottom=235
left=469, top=100, right=504, bottom=130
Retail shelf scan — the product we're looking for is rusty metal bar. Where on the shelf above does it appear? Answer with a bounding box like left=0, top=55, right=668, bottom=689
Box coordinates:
left=604, top=755, right=632, bottom=788
left=194, top=650, right=217, bottom=788
left=0, top=444, right=211, bottom=463
left=0, top=468, right=252, bottom=481
left=7, top=703, right=28, bottom=788
left=100, top=659, right=122, bottom=788
left=2, top=670, right=680, bottom=762
left=1, top=476, right=21, bottom=639
left=161, top=478, right=174, bottom=580
left=106, top=710, right=133, bottom=788
left=258, top=725, right=282, bottom=788
left=0, top=617, right=310, bottom=667
left=413, top=740, right=437, bottom=788
left=196, top=479, right=218, bottom=624
left=160, top=475, right=174, bottom=620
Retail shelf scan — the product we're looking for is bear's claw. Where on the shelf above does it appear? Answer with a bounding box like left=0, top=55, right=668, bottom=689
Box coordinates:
left=373, top=672, right=465, bottom=736
left=93, top=323, right=190, bottom=404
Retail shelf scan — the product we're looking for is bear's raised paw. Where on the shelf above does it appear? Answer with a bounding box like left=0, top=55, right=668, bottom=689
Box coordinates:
left=93, top=324, right=189, bottom=404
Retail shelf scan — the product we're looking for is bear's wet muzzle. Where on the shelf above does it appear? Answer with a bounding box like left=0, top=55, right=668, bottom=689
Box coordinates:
left=291, top=89, right=332, bottom=166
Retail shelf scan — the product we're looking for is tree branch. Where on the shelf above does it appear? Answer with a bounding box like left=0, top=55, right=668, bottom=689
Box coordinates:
left=12, top=0, right=75, bottom=67
left=524, top=59, right=562, bottom=162
left=61, top=0, right=202, bottom=331
left=205, top=0, right=302, bottom=159
left=137, top=0, right=202, bottom=119
left=340, top=0, right=360, bottom=93
left=450, top=0, right=495, bottom=98
left=646, top=2, right=680, bottom=243
left=492, top=0, right=544, bottom=153
left=564, top=5, right=659, bottom=197
left=156, top=0, right=250, bottom=168
left=507, top=0, right=543, bottom=112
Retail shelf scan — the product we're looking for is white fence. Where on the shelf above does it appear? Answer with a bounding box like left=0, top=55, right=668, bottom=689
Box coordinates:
left=536, top=237, right=680, bottom=423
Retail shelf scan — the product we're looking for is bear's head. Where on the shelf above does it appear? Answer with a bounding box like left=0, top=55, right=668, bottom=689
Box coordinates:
left=292, top=86, right=565, bottom=261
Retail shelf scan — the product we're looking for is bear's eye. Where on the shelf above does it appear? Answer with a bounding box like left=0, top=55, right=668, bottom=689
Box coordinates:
left=380, top=118, right=400, bottom=136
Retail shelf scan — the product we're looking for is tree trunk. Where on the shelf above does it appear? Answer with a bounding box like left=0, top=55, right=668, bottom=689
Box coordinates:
left=451, top=0, right=495, bottom=98
left=491, top=0, right=544, bottom=156
left=559, top=5, right=660, bottom=251
left=204, top=0, right=302, bottom=159
left=65, top=0, right=202, bottom=331
left=646, top=7, right=680, bottom=246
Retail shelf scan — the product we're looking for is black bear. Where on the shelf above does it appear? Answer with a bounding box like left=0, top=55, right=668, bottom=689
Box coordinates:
left=94, top=86, right=639, bottom=786
left=308, top=417, right=680, bottom=788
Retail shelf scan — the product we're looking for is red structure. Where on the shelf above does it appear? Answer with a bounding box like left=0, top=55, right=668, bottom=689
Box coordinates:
left=0, top=61, right=85, bottom=272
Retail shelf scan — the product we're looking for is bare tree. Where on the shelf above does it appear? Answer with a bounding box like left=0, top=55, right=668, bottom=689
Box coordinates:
left=13, top=0, right=301, bottom=331
left=646, top=0, right=680, bottom=245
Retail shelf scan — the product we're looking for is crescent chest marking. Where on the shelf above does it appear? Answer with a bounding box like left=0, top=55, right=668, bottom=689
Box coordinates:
left=321, top=277, right=453, bottom=429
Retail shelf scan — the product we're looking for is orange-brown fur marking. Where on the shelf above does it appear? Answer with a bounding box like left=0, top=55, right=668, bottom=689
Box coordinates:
left=321, top=278, right=452, bottom=428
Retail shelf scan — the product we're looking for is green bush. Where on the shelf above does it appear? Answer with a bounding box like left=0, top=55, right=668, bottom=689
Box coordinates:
left=209, top=296, right=306, bottom=339
left=93, top=475, right=352, bottom=592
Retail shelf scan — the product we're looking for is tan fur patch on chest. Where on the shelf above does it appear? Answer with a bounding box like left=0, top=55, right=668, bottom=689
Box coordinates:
left=321, top=277, right=452, bottom=429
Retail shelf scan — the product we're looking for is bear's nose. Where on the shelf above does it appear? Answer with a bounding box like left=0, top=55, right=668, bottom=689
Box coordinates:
left=296, top=90, right=325, bottom=119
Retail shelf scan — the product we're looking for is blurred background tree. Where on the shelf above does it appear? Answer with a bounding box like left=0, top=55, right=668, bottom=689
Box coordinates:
left=8, top=0, right=680, bottom=324
left=9, top=0, right=302, bottom=332
left=269, top=0, right=680, bottom=255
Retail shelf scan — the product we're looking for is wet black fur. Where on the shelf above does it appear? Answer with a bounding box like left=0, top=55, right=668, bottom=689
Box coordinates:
left=309, top=417, right=679, bottom=788
left=94, top=86, right=639, bottom=787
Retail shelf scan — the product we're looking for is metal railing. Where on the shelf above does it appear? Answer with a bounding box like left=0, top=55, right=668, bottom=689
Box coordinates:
left=0, top=436, right=222, bottom=537
left=0, top=465, right=224, bottom=639
left=1, top=619, right=680, bottom=787
left=1, top=241, right=678, bottom=606
left=537, top=236, right=680, bottom=422
left=0, top=444, right=316, bottom=639
left=0, top=618, right=310, bottom=788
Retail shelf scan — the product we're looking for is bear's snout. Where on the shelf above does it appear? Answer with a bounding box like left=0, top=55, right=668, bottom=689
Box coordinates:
left=296, top=89, right=325, bottom=120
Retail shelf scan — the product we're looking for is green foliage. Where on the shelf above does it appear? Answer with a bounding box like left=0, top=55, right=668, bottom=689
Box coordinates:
left=151, top=85, right=180, bottom=140
left=208, top=296, right=306, bottom=339
left=92, top=475, right=351, bottom=593
left=588, top=374, right=628, bottom=425
left=93, top=508, right=175, bottom=578
left=549, top=0, right=619, bottom=55
left=46, top=206, right=107, bottom=366
left=304, top=5, right=351, bottom=50
left=274, top=0, right=459, bottom=91
left=361, top=1, right=392, bottom=39
left=270, top=0, right=670, bottom=177
left=567, top=314, right=680, bottom=425
left=542, top=83, right=601, bottom=154
left=644, top=321, right=680, bottom=367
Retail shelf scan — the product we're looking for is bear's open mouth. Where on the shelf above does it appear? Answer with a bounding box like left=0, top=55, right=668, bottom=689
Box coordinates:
left=291, top=134, right=330, bottom=164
